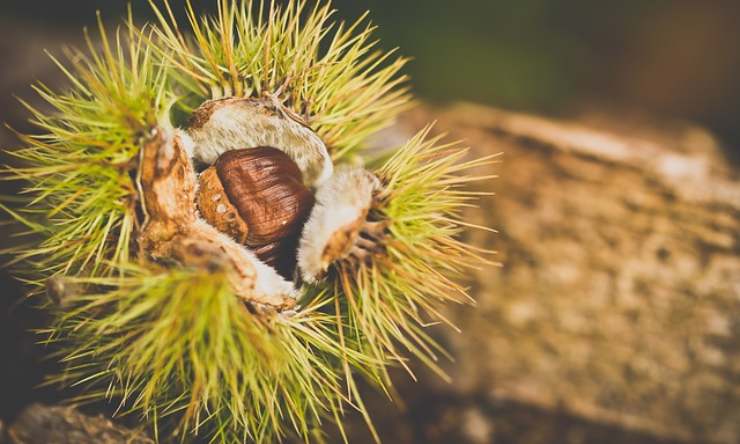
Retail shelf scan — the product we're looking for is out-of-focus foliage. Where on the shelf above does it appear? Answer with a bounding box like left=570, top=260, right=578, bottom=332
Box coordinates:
left=1, top=0, right=739, bottom=149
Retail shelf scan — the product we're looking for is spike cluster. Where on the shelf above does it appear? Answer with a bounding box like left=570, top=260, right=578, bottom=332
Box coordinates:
left=0, top=1, right=497, bottom=443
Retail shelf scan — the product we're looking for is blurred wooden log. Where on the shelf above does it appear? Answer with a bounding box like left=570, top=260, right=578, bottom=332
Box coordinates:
left=4, top=404, right=152, bottom=444
left=385, top=104, right=740, bottom=444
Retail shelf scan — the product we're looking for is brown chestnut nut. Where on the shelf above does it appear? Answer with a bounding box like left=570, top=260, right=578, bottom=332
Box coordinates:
left=197, top=146, right=315, bottom=278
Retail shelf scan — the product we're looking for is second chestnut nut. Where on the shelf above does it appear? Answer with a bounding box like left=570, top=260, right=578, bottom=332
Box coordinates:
left=197, top=146, right=315, bottom=279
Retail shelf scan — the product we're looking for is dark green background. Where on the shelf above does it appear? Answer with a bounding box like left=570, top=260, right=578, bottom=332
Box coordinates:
left=1, top=0, right=739, bottom=151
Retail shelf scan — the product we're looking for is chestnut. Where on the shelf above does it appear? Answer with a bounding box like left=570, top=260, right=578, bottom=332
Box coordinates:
left=197, top=146, right=315, bottom=278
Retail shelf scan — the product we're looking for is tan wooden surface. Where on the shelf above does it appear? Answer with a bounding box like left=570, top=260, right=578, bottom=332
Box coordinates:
left=383, top=104, right=740, bottom=443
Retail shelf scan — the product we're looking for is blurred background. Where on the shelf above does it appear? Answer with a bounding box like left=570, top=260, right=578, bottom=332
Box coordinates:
left=0, top=1, right=738, bottom=443
left=1, top=0, right=739, bottom=155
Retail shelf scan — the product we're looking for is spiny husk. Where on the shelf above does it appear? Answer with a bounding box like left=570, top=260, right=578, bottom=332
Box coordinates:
left=0, top=2, right=494, bottom=443
left=45, top=266, right=381, bottom=443
left=1, top=11, right=166, bottom=284
left=149, top=0, right=412, bottom=159
left=323, top=126, right=499, bottom=385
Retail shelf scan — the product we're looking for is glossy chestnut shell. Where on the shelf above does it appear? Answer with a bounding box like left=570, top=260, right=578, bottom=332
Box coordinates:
left=197, top=146, right=315, bottom=278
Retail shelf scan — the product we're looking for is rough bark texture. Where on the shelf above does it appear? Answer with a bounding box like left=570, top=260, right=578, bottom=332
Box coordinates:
left=2, top=404, right=151, bottom=444
left=376, top=104, right=739, bottom=444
